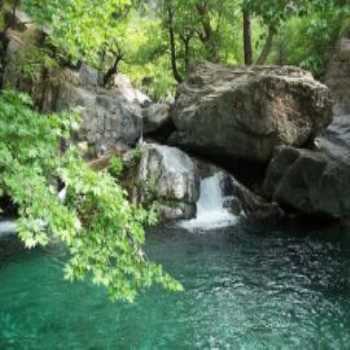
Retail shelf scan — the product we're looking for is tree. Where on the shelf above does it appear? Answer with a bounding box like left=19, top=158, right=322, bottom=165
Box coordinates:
left=241, top=0, right=349, bottom=65
left=22, top=0, right=132, bottom=79
left=242, top=7, right=252, bottom=65
left=195, top=1, right=220, bottom=62
left=164, top=0, right=183, bottom=82
left=0, top=90, right=182, bottom=302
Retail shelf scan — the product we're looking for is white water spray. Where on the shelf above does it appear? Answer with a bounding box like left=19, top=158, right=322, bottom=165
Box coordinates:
left=0, top=221, right=17, bottom=238
left=0, top=188, right=68, bottom=240
left=180, top=173, right=238, bottom=231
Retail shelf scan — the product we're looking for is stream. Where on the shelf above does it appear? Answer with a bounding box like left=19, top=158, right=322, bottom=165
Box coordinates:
left=1, top=175, right=350, bottom=349
left=1, top=224, right=350, bottom=349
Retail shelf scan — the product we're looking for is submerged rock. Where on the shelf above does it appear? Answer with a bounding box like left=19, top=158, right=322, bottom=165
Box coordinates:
left=135, top=144, right=200, bottom=221
left=170, top=62, right=333, bottom=163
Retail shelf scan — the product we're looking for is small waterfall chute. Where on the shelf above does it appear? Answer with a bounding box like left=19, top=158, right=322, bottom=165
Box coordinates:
left=180, top=173, right=239, bottom=231
left=0, top=220, right=17, bottom=238
left=0, top=187, right=68, bottom=240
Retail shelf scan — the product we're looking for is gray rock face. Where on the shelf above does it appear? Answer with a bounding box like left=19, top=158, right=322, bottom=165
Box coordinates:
left=170, top=62, right=333, bottom=163
left=113, top=74, right=151, bottom=106
left=136, top=144, right=200, bottom=221
left=2, top=28, right=144, bottom=155
left=258, top=32, right=350, bottom=219
left=326, top=33, right=350, bottom=116
left=143, top=103, right=172, bottom=135
left=264, top=117, right=350, bottom=218
left=54, top=70, right=143, bottom=155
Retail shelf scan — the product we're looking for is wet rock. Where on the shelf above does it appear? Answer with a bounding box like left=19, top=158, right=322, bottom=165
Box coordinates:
left=170, top=62, right=333, bottom=163
left=223, top=197, right=242, bottom=216
left=135, top=144, right=200, bottom=221
left=223, top=172, right=284, bottom=222
left=263, top=116, right=350, bottom=218
left=196, top=161, right=284, bottom=222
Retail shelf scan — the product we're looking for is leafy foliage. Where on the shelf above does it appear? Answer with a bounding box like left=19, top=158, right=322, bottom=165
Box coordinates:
left=23, top=0, right=131, bottom=70
left=108, top=156, right=124, bottom=178
left=18, top=0, right=349, bottom=97
left=0, top=90, right=182, bottom=302
left=273, top=2, right=350, bottom=78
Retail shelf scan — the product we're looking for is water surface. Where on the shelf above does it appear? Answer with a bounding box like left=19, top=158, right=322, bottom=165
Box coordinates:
left=1, top=223, right=350, bottom=349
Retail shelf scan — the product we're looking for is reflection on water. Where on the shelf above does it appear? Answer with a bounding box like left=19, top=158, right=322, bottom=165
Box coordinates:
left=1, top=222, right=350, bottom=349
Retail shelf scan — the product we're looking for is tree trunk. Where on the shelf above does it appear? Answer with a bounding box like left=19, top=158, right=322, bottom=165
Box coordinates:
left=184, top=38, right=190, bottom=74
left=180, top=33, right=192, bottom=75
left=167, top=6, right=183, bottom=83
left=243, top=9, right=253, bottom=65
left=10, top=0, right=20, bottom=28
left=256, top=27, right=274, bottom=65
left=196, top=3, right=219, bottom=62
left=103, top=54, right=123, bottom=87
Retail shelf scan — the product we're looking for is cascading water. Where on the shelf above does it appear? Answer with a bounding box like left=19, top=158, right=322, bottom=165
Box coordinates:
left=0, top=220, right=17, bottom=238
left=180, top=173, right=238, bottom=230
left=0, top=187, right=67, bottom=240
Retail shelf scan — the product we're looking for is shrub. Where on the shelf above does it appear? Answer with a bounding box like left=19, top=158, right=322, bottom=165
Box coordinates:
left=0, top=90, right=182, bottom=302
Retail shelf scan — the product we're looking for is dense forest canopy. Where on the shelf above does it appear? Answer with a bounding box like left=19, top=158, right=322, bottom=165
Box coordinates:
left=0, top=0, right=349, bottom=302
left=11, top=0, right=349, bottom=98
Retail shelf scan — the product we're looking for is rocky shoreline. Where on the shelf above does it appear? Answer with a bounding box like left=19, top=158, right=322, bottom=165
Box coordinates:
left=1, top=11, right=350, bottom=225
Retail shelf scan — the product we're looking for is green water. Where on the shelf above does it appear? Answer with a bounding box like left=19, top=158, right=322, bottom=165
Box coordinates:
left=1, top=223, right=350, bottom=350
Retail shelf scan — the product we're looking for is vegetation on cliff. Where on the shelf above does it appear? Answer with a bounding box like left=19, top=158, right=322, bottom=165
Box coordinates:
left=16, top=0, right=349, bottom=98
left=0, top=90, right=182, bottom=301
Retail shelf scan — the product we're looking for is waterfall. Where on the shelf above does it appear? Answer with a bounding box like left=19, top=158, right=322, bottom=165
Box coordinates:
left=0, top=220, right=17, bottom=238
left=0, top=188, right=66, bottom=240
left=180, top=173, right=238, bottom=231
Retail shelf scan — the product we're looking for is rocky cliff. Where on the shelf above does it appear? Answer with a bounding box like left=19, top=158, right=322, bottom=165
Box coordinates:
left=3, top=10, right=350, bottom=223
left=170, top=62, right=332, bottom=164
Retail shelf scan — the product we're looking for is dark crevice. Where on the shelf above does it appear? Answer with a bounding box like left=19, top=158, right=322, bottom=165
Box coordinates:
left=166, top=145, right=268, bottom=190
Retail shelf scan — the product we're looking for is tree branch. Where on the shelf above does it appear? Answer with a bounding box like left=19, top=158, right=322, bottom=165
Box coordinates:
left=256, top=26, right=274, bottom=65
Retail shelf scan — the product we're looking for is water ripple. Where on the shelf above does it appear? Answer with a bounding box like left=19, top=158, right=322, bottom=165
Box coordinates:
left=1, top=223, right=350, bottom=349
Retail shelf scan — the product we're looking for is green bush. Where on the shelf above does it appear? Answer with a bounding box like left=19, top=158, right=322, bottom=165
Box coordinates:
left=108, top=156, right=124, bottom=179
left=272, top=8, right=347, bottom=78
left=0, top=90, right=182, bottom=302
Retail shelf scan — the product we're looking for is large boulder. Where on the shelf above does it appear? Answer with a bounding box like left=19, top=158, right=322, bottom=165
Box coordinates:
left=170, top=62, right=333, bottom=163
left=263, top=115, right=350, bottom=219
left=135, top=144, right=200, bottom=221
